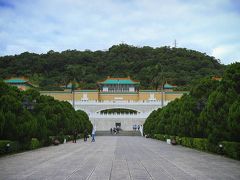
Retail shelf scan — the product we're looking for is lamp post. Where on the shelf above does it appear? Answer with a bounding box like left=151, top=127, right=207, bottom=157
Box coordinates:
left=71, top=80, right=76, bottom=109
left=160, top=65, right=164, bottom=107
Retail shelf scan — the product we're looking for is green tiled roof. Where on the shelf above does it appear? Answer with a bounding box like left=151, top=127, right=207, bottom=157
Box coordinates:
left=4, top=79, right=27, bottom=84
left=100, top=79, right=139, bottom=85
left=164, top=83, right=176, bottom=89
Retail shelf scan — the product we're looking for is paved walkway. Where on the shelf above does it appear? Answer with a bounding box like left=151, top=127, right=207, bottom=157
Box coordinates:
left=0, top=136, right=240, bottom=180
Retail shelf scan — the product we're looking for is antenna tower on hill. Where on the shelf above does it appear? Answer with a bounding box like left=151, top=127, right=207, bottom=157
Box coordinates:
left=174, top=39, right=177, bottom=48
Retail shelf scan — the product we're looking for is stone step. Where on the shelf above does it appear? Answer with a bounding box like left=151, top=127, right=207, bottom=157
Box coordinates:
left=96, top=130, right=142, bottom=136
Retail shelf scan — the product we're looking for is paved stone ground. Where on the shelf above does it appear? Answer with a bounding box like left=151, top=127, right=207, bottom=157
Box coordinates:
left=0, top=136, right=240, bottom=180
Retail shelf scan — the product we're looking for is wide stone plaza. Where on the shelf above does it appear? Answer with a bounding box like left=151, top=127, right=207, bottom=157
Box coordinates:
left=0, top=136, right=239, bottom=180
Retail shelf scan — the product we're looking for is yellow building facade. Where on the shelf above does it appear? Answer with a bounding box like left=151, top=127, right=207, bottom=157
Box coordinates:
left=40, top=77, right=188, bottom=131
left=40, top=90, right=186, bottom=102
left=40, top=77, right=187, bottom=102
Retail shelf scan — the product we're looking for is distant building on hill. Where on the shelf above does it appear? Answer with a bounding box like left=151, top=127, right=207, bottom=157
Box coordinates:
left=4, top=77, right=35, bottom=91
left=98, top=76, right=140, bottom=93
left=163, top=82, right=177, bottom=92
left=212, top=76, right=222, bottom=81
left=40, top=76, right=188, bottom=131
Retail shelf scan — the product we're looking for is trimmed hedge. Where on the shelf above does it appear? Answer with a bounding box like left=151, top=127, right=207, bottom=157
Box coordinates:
left=154, top=134, right=181, bottom=144
left=49, top=133, right=84, bottom=144
left=154, top=134, right=166, bottom=141
left=153, top=134, right=240, bottom=160
left=181, top=137, right=219, bottom=153
left=221, top=141, right=240, bottom=160
left=154, top=134, right=174, bottom=141
left=29, top=138, right=41, bottom=150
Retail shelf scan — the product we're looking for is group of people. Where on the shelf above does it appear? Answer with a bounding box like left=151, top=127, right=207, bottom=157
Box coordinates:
left=133, top=124, right=141, bottom=131
left=110, top=127, right=120, bottom=134
left=72, top=126, right=97, bottom=143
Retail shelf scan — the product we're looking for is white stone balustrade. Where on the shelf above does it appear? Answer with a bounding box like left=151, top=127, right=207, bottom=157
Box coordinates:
left=89, top=112, right=150, bottom=119
left=69, top=100, right=170, bottom=105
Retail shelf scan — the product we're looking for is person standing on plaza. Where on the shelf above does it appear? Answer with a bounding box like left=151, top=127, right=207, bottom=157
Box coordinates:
left=73, top=130, right=77, bottom=143
left=84, top=129, right=88, bottom=142
left=91, top=126, right=96, bottom=142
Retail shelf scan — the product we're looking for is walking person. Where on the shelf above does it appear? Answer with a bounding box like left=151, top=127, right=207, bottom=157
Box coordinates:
left=110, top=128, right=113, bottom=135
left=91, top=126, right=96, bottom=142
left=73, top=130, right=77, bottom=143
left=84, top=129, right=88, bottom=142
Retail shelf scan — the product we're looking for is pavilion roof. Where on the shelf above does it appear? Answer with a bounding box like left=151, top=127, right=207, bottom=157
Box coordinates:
left=98, top=76, right=140, bottom=85
left=4, top=77, right=35, bottom=87
left=4, top=78, right=27, bottom=84
left=164, top=83, right=177, bottom=89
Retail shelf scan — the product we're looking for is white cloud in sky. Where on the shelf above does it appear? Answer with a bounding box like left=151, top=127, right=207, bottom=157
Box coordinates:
left=212, top=45, right=240, bottom=63
left=0, top=0, right=239, bottom=64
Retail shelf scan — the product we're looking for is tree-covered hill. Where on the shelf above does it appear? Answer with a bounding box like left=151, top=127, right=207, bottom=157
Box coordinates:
left=144, top=62, right=240, bottom=143
left=0, top=44, right=224, bottom=90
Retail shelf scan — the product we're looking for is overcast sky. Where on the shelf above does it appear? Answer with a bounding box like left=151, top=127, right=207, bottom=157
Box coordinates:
left=0, top=0, right=239, bottom=64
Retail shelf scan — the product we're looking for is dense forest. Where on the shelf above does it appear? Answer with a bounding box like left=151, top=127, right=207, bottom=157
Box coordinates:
left=0, top=81, right=92, bottom=149
left=143, top=62, right=240, bottom=144
left=0, top=44, right=224, bottom=90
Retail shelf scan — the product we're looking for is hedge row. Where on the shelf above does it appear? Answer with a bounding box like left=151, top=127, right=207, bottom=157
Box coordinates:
left=181, top=137, right=218, bottom=153
left=29, top=138, right=41, bottom=150
left=50, top=133, right=84, bottom=144
left=1, top=134, right=84, bottom=155
left=153, top=134, right=240, bottom=160
left=221, top=141, right=240, bottom=160
left=153, top=134, right=181, bottom=144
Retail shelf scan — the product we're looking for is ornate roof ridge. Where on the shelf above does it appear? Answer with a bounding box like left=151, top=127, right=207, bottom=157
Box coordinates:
left=98, top=76, right=139, bottom=84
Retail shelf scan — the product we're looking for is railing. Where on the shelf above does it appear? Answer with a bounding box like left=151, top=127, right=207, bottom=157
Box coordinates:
left=89, top=112, right=150, bottom=118
left=68, top=100, right=170, bottom=105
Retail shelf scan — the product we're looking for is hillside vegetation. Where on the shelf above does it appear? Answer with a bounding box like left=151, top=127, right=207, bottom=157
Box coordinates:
left=0, top=44, right=224, bottom=90
left=144, top=63, right=240, bottom=144
left=0, top=82, right=92, bottom=148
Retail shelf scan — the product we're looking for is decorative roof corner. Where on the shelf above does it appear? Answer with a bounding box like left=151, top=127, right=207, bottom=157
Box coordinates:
left=164, top=82, right=177, bottom=89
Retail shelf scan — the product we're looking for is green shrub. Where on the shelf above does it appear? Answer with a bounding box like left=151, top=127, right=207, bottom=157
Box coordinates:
left=0, top=140, right=20, bottom=154
left=206, top=143, right=218, bottom=153
left=42, top=137, right=52, bottom=146
left=153, top=135, right=217, bottom=152
left=192, top=138, right=208, bottom=151
left=29, top=138, right=41, bottom=150
left=181, top=137, right=194, bottom=147
left=152, top=135, right=240, bottom=160
left=154, top=134, right=173, bottom=141
left=181, top=137, right=218, bottom=152
left=57, top=132, right=65, bottom=144
left=154, top=134, right=165, bottom=141
left=64, top=135, right=73, bottom=142
left=221, top=141, right=240, bottom=160
left=154, top=134, right=181, bottom=144
left=175, top=136, right=182, bottom=145
left=77, top=133, right=83, bottom=139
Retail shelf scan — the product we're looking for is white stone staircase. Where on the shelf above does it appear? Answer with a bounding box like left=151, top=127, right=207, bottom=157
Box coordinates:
left=96, top=130, right=142, bottom=136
